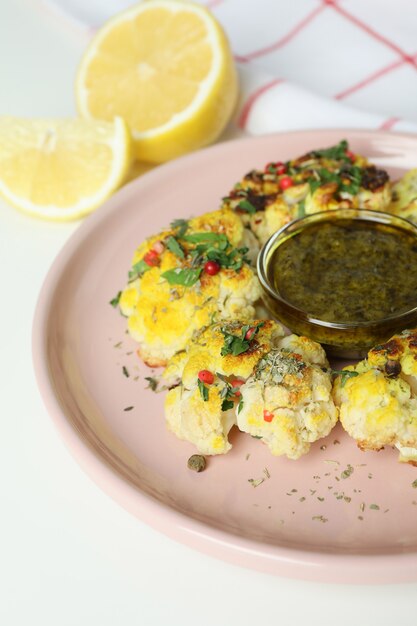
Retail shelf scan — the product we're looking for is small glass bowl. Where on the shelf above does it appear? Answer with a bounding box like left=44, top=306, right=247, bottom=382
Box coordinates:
left=257, top=208, right=417, bottom=359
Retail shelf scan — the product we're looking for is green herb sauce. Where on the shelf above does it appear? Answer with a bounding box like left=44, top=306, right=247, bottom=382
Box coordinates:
left=270, top=219, right=417, bottom=323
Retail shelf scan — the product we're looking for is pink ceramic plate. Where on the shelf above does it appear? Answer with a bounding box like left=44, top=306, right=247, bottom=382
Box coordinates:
left=33, top=130, right=417, bottom=584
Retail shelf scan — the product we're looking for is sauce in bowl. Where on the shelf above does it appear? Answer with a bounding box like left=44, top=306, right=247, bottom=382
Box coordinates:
left=257, top=209, right=417, bottom=358
left=269, top=219, right=417, bottom=323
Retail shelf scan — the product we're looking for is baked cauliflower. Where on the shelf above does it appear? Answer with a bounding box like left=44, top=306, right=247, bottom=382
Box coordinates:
left=389, top=169, right=417, bottom=223
left=163, top=319, right=285, bottom=455
left=222, top=140, right=391, bottom=244
left=117, top=209, right=261, bottom=367
left=163, top=320, right=338, bottom=457
left=333, top=329, right=417, bottom=465
left=237, top=334, right=338, bottom=459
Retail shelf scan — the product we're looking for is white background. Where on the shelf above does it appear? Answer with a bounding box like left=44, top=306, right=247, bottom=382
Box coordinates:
left=1, top=1, right=417, bottom=624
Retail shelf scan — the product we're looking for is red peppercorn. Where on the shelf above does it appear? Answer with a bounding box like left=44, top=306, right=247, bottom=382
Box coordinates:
left=279, top=176, right=293, bottom=191
left=144, top=249, right=160, bottom=266
left=245, top=327, right=256, bottom=341
left=204, top=260, right=221, bottom=276
left=263, top=410, right=274, bottom=423
left=198, top=370, right=214, bottom=385
left=345, top=150, right=355, bottom=162
left=231, top=378, right=244, bottom=396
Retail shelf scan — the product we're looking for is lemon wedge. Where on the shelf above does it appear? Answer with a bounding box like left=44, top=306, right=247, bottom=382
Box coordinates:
left=76, top=0, right=238, bottom=163
left=0, top=116, right=132, bottom=221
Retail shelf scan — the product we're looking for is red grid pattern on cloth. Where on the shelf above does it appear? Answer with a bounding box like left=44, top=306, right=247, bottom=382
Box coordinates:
left=236, top=3, right=327, bottom=63
left=209, top=0, right=417, bottom=131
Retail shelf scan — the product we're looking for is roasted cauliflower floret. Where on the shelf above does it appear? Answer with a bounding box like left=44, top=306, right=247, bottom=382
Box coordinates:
left=164, top=383, right=236, bottom=455
left=163, top=320, right=285, bottom=455
left=333, top=329, right=417, bottom=465
left=222, top=140, right=391, bottom=244
left=117, top=208, right=261, bottom=367
left=237, top=341, right=337, bottom=460
left=163, top=321, right=337, bottom=457
left=389, top=169, right=417, bottom=223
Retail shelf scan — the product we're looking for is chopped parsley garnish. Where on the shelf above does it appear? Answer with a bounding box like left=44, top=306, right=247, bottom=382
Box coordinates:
left=237, top=398, right=244, bottom=414
left=182, top=232, right=229, bottom=244
left=166, top=235, right=185, bottom=259
left=216, top=371, right=243, bottom=410
left=109, top=291, right=122, bottom=308
left=170, top=218, right=189, bottom=237
left=128, top=259, right=151, bottom=281
left=205, top=245, right=249, bottom=272
left=310, top=140, right=349, bottom=161
left=198, top=378, right=209, bottom=401
left=297, top=200, right=306, bottom=219
left=122, top=366, right=129, bottom=378
left=221, top=399, right=234, bottom=411
left=237, top=199, right=257, bottom=214
left=331, top=369, right=359, bottom=387
left=307, top=163, right=362, bottom=197
left=160, top=228, right=250, bottom=288
left=220, top=322, right=264, bottom=357
left=161, top=267, right=202, bottom=287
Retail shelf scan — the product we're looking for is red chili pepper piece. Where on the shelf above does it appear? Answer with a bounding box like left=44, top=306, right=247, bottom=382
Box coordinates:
left=144, top=249, right=160, bottom=266
left=230, top=378, right=244, bottom=396
left=198, top=370, right=214, bottom=385
left=263, top=410, right=274, bottom=423
left=204, top=260, right=221, bottom=276
left=345, top=150, right=355, bottom=162
left=279, top=176, right=293, bottom=191
left=265, top=161, right=286, bottom=175
left=245, top=327, right=256, bottom=341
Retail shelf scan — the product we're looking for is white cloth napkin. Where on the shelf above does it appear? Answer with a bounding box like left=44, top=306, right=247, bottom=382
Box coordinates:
left=39, top=0, right=417, bottom=135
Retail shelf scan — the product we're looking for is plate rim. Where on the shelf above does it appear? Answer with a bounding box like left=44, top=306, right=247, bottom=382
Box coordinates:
left=32, top=128, right=417, bottom=584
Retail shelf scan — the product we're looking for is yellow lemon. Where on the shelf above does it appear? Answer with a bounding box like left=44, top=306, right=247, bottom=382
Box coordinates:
left=76, top=0, right=238, bottom=163
left=0, top=116, right=132, bottom=221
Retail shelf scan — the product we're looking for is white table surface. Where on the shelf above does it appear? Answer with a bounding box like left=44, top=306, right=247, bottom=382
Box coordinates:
left=2, top=1, right=417, bottom=624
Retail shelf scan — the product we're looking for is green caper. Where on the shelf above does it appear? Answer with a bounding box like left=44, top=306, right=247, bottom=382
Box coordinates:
left=187, top=454, right=206, bottom=472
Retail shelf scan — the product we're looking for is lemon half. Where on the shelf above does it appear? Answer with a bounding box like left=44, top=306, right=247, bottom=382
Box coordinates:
left=0, top=116, right=132, bottom=221
left=76, top=0, right=238, bottom=163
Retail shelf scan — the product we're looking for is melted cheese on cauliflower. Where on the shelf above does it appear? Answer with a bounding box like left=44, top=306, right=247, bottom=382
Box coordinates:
left=118, top=209, right=261, bottom=367
left=163, top=321, right=338, bottom=457
left=163, top=319, right=285, bottom=455
left=237, top=344, right=337, bottom=459
left=333, top=329, right=417, bottom=464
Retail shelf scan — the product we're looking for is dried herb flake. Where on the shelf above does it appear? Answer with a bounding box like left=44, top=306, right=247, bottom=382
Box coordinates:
left=110, top=291, right=122, bottom=308
left=198, top=379, right=209, bottom=402
left=145, top=376, right=158, bottom=391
